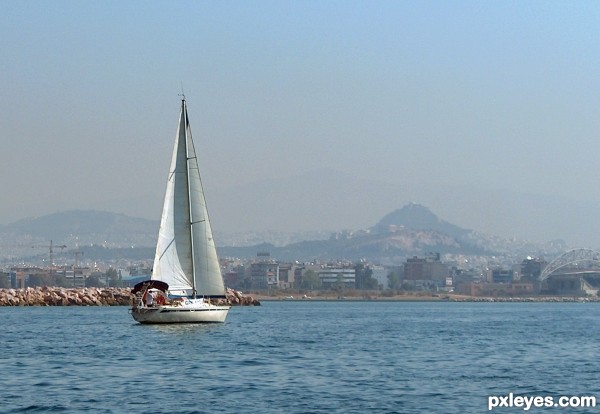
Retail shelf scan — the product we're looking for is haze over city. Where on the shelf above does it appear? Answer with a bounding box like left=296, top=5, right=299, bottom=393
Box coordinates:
left=3, top=1, right=600, bottom=247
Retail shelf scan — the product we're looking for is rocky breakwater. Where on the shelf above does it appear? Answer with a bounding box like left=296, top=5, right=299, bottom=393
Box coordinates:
left=223, top=288, right=261, bottom=306
left=0, top=286, right=260, bottom=306
left=0, top=287, right=132, bottom=306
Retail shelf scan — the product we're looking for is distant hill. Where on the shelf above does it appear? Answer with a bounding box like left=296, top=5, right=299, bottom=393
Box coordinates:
left=0, top=210, right=159, bottom=248
left=372, top=202, right=471, bottom=238
left=218, top=203, right=488, bottom=262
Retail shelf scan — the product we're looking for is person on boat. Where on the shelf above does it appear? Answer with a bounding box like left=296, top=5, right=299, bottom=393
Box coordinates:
left=155, top=292, right=167, bottom=306
left=171, top=297, right=184, bottom=306
left=145, top=290, right=154, bottom=307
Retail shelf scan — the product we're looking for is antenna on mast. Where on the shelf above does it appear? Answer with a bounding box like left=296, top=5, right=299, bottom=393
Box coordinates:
left=179, top=82, right=185, bottom=101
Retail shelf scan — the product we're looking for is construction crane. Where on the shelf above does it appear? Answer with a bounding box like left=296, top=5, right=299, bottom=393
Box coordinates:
left=32, top=240, right=67, bottom=266
left=0, top=240, right=67, bottom=266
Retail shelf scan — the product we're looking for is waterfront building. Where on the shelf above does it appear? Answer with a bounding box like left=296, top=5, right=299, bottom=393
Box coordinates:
left=224, top=269, right=241, bottom=290
left=521, top=257, right=548, bottom=281
left=370, top=265, right=389, bottom=289
left=318, top=266, right=355, bottom=290
left=250, top=258, right=279, bottom=290
left=544, top=272, right=600, bottom=296
left=60, top=267, right=91, bottom=288
left=458, top=282, right=534, bottom=296
left=0, top=271, right=10, bottom=288
left=9, top=266, right=46, bottom=288
left=403, top=253, right=449, bottom=287
left=277, top=262, right=297, bottom=289
left=492, top=268, right=514, bottom=284
left=294, top=263, right=322, bottom=290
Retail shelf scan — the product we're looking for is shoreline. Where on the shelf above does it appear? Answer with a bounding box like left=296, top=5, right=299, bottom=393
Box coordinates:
left=254, top=293, right=598, bottom=303
left=0, top=287, right=595, bottom=306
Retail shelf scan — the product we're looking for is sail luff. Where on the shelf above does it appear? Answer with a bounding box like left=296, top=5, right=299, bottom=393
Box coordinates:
left=151, top=99, right=195, bottom=292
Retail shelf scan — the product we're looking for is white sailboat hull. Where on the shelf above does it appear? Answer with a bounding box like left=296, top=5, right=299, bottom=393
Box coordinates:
left=131, top=302, right=230, bottom=324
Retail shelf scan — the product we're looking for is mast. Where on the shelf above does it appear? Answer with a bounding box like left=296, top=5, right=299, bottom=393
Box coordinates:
left=183, top=97, right=198, bottom=299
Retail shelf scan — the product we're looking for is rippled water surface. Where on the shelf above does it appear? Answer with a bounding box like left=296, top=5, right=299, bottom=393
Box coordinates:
left=2, top=301, right=600, bottom=413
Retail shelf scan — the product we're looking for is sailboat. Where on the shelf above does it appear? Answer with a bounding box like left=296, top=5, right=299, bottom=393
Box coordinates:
left=131, top=97, right=231, bottom=324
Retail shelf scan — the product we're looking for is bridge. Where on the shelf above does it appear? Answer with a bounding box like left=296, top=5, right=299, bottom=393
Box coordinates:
left=539, top=248, right=600, bottom=282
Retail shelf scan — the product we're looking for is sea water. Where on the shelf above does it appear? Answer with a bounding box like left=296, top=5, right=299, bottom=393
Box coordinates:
left=2, top=301, right=599, bottom=413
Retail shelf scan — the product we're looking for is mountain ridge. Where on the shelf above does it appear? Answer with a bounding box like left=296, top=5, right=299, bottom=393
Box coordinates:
left=0, top=205, right=565, bottom=263
left=0, top=210, right=158, bottom=247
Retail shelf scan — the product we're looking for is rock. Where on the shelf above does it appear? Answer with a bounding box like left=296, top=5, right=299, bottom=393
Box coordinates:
left=225, top=288, right=260, bottom=306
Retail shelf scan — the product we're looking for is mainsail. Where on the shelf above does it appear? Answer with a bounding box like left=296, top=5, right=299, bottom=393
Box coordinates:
left=151, top=98, right=226, bottom=298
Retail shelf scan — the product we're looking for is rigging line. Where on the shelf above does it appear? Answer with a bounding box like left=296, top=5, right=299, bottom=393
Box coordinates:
left=158, top=238, right=176, bottom=261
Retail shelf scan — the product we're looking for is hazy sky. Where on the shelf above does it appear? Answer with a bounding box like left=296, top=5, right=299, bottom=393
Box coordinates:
left=3, top=1, right=600, bottom=246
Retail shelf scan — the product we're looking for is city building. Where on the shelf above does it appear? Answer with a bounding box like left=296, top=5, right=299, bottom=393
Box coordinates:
left=370, top=265, right=389, bottom=289
left=277, top=262, right=297, bottom=289
left=318, top=266, right=356, bottom=290
left=492, top=268, right=514, bottom=284
left=403, top=253, right=449, bottom=288
left=250, top=255, right=279, bottom=290
left=521, top=257, right=548, bottom=281
left=458, top=282, right=534, bottom=296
